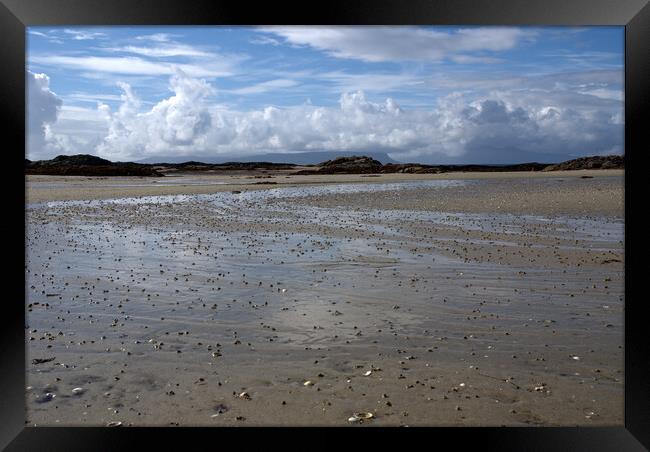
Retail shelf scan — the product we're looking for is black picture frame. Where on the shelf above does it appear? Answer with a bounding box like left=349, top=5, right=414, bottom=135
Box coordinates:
left=2, top=0, right=648, bottom=450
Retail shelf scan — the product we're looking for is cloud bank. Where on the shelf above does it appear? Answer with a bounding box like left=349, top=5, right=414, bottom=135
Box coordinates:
left=29, top=69, right=623, bottom=163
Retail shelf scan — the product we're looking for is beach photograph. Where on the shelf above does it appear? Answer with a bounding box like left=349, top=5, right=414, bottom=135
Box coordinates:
left=25, top=25, right=624, bottom=427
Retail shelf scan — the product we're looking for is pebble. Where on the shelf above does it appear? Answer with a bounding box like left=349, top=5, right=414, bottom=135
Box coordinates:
left=348, top=412, right=374, bottom=423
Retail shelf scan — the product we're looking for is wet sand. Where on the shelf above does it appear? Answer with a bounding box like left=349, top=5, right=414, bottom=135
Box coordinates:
left=25, top=172, right=624, bottom=426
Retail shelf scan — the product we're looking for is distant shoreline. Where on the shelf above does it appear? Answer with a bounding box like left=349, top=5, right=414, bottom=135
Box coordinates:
left=25, top=154, right=624, bottom=178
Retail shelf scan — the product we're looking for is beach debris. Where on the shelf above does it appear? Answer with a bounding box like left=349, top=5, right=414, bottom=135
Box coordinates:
left=211, top=404, right=229, bottom=417
left=32, top=357, right=56, bottom=365
left=36, top=393, right=56, bottom=404
left=215, top=404, right=229, bottom=413
left=106, top=421, right=122, bottom=427
left=348, top=412, right=374, bottom=423
left=238, top=391, right=251, bottom=400
left=71, top=387, right=85, bottom=395
left=363, top=371, right=372, bottom=376
left=303, top=380, right=314, bottom=386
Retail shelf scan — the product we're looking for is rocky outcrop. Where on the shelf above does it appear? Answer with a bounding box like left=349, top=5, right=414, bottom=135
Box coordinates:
left=380, top=163, right=433, bottom=174
left=295, top=156, right=383, bottom=174
left=381, top=162, right=549, bottom=174
left=542, top=155, right=624, bottom=171
left=172, top=161, right=296, bottom=171
left=149, top=161, right=298, bottom=173
left=26, top=154, right=164, bottom=177
left=391, top=158, right=623, bottom=174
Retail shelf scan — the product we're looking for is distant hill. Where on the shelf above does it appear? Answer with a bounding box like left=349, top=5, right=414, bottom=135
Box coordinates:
left=137, top=151, right=399, bottom=165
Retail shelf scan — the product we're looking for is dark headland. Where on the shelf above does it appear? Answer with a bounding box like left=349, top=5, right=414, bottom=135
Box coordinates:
left=25, top=153, right=624, bottom=177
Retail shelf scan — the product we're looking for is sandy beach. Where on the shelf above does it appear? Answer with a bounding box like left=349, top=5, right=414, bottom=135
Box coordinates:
left=25, top=171, right=624, bottom=426
left=26, top=169, right=622, bottom=205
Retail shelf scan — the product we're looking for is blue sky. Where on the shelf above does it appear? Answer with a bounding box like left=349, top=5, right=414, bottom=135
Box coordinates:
left=26, top=26, right=624, bottom=163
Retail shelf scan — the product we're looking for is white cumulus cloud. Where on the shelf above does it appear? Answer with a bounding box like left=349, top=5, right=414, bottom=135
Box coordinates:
left=27, top=71, right=63, bottom=158
left=96, top=69, right=214, bottom=160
